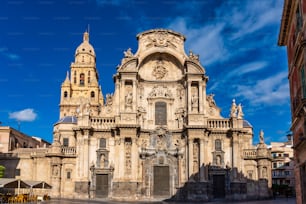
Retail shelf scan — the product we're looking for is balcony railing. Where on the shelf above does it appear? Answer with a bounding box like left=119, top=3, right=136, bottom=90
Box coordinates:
left=61, top=146, right=76, bottom=155
left=90, top=117, right=116, bottom=129
left=243, top=149, right=257, bottom=159
left=207, top=119, right=231, bottom=129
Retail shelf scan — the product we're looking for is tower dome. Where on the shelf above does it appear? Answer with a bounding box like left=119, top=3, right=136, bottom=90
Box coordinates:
left=75, top=31, right=95, bottom=57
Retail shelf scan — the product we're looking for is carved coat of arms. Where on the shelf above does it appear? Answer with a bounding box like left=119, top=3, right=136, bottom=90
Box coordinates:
left=152, top=60, right=167, bottom=79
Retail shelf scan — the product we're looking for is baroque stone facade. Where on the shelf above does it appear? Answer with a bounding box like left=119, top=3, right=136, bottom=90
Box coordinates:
left=3, top=29, right=272, bottom=201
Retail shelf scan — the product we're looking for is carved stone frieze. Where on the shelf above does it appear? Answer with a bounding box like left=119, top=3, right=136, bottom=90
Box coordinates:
left=148, top=85, right=173, bottom=99
left=145, top=31, right=177, bottom=49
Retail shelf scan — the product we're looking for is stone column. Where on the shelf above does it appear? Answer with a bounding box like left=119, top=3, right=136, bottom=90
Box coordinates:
left=115, top=81, right=120, bottom=115
left=120, top=80, right=125, bottom=112
left=188, top=81, right=192, bottom=113
left=199, top=138, right=205, bottom=181
left=199, top=82, right=203, bottom=113
left=177, top=155, right=181, bottom=186
left=83, top=132, right=89, bottom=179
left=131, top=138, right=138, bottom=180
left=51, top=158, right=62, bottom=198
left=232, top=132, right=239, bottom=181
left=133, top=80, right=137, bottom=112
left=188, top=138, right=193, bottom=178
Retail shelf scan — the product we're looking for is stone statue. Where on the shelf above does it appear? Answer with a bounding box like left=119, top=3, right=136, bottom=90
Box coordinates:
left=124, top=48, right=133, bottom=58
left=189, top=50, right=199, bottom=61
left=106, top=93, right=113, bottom=106
left=230, top=99, right=237, bottom=117
left=125, top=92, right=133, bottom=106
left=207, top=94, right=216, bottom=107
left=237, top=103, right=244, bottom=119
left=259, top=129, right=264, bottom=143
left=191, top=94, right=198, bottom=107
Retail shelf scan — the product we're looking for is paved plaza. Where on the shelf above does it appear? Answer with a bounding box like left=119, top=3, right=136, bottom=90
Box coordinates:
left=46, top=197, right=296, bottom=204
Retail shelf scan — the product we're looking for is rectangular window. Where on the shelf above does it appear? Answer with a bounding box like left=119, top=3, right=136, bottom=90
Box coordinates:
left=99, top=138, right=106, bottom=148
left=15, top=169, right=20, bottom=176
left=155, top=101, right=167, bottom=125
left=273, top=163, right=277, bottom=168
left=285, top=171, right=290, bottom=176
left=284, top=153, right=289, bottom=157
left=63, top=138, right=69, bottom=147
left=67, top=171, right=71, bottom=179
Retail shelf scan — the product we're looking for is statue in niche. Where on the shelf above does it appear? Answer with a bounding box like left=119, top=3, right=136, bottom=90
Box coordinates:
left=216, top=155, right=221, bottom=166
left=191, top=94, right=198, bottom=111
left=53, top=165, right=59, bottom=176
left=237, top=103, right=243, bottom=119
left=125, top=92, right=133, bottom=109
left=124, top=48, right=133, bottom=58
left=100, top=154, right=105, bottom=168
left=230, top=99, right=237, bottom=117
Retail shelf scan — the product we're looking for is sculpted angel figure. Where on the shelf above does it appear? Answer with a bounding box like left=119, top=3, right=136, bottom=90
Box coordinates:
left=237, top=103, right=244, bottom=119
left=123, top=48, right=133, bottom=58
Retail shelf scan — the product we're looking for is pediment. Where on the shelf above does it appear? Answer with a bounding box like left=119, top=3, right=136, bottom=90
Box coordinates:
left=186, top=61, right=205, bottom=74
left=118, top=58, right=138, bottom=72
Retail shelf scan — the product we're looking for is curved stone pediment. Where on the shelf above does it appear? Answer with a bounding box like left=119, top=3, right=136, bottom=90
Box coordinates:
left=136, top=29, right=187, bottom=66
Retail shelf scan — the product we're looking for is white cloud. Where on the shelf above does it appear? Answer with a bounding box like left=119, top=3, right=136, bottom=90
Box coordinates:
left=0, top=47, right=20, bottom=60
left=217, top=1, right=283, bottom=40
left=168, top=18, right=228, bottom=66
left=231, top=61, right=267, bottom=75
left=233, top=71, right=289, bottom=106
left=167, top=1, right=283, bottom=66
left=9, top=108, right=37, bottom=122
left=209, top=61, right=267, bottom=91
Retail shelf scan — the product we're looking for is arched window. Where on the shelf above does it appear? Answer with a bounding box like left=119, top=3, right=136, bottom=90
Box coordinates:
left=88, top=71, right=91, bottom=83
left=91, top=91, right=95, bottom=98
left=215, top=139, right=222, bottom=151
left=64, top=91, right=68, bottom=98
left=80, top=73, right=85, bottom=86
left=155, top=101, right=167, bottom=125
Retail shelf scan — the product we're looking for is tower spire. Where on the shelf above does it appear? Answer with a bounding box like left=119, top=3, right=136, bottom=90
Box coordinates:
left=83, top=30, right=89, bottom=42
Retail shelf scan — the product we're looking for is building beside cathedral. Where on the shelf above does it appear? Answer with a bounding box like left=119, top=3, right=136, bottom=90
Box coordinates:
left=1, top=29, right=272, bottom=201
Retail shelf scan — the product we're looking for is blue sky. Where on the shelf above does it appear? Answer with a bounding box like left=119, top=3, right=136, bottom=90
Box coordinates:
left=0, top=0, right=290, bottom=144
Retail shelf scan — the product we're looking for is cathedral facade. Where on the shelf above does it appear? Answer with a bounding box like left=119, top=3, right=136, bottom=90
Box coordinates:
left=4, top=29, right=272, bottom=201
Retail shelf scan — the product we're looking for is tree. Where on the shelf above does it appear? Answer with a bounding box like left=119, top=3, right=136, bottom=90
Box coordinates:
left=0, top=165, right=5, bottom=178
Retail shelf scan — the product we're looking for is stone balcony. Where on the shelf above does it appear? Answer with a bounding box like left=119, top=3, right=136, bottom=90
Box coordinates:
left=243, top=149, right=257, bottom=159
left=90, top=116, right=116, bottom=129
left=207, top=119, right=231, bottom=129
left=61, top=146, right=76, bottom=156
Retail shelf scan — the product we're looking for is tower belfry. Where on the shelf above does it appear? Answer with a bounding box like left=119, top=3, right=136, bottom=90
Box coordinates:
left=59, top=31, right=103, bottom=118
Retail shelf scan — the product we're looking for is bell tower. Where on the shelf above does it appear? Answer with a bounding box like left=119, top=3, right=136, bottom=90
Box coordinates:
left=59, top=31, right=104, bottom=118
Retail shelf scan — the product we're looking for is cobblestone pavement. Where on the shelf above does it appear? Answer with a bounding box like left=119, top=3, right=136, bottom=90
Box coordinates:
left=46, top=197, right=296, bottom=204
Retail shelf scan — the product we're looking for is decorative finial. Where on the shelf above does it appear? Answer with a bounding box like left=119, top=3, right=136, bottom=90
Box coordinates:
left=83, top=31, right=89, bottom=42
left=66, top=71, right=69, bottom=80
